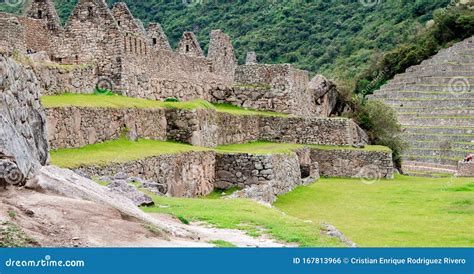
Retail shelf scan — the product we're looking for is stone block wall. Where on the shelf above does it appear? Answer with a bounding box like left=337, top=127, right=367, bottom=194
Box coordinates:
left=165, top=108, right=218, bottom=148
left=75, top=151, right=216, bottom=197
left=46, top=107, right=167, bottom=149
left=0, top=15, right=26, bottom=54
left=215, top=152, right=309, bottom=203
left=17, top=16, right=54, bottom=55
left=457, top=161, right=474, bottom=177
left=45, top=107, right=367, bottom=149
left=32, top=64, right=96, bottom=95
left=309, top=148, right=393, bottom=179
left=212, top=64, right=316, bottom=116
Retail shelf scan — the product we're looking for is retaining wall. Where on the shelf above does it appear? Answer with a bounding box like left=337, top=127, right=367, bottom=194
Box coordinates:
left=75, top=151, right=216, bottom=198
left=457, top=161, right=474, bottom=177
left=46, top=107, right=167, bottom=149
left=309, top=148, right=394, bottom=179
left=215, top=152, right=316, bottom=203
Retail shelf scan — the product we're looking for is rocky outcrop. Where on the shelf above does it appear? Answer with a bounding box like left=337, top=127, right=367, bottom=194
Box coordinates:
left=308, top=74, right=338, bottom=116
left=27, top=165, right=193, bottom=237
left=0, top=54, right=48, bottom=181
left=106, top=180, right=154, bottom=207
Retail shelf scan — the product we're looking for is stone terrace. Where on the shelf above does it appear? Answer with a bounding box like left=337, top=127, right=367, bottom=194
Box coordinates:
left=371, top=36, right=474, bottom=175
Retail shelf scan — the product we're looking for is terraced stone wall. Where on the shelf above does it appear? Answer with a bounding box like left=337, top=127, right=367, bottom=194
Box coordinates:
left=211, top=64, right=315, bottom=116
left=309, top=148, right=393, bottom=179
left=46, top=107, right=167, bottom=149
left=215, top=152, right=313, bottom=203
left=164, top=109, right=367, bottom=147
left=32, top=64, right=96, bottom=95
left=371, top=36, right=474, bottom=173
left=45, top=107, right=367, bottom=149
left=75, top=151, right=216, bottom=197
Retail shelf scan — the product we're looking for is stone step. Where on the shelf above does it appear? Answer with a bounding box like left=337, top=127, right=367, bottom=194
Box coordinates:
left=379, top=83, right=474, bottom=92
left=402, top=155, right=460, bottom=166
left=402, top=161, right=458, bottom=172
left=389, top=76, right=474, bottom=85
left=402, top=133, right=474, bottom=143
left=394, top=71, right=474, bottom=80
left=421, top=56, right=474, bottom=65
left=402, top=161, right=457, bottom=175
left=397, top=115, right=474, bottom=127
left=375, top=90, right=473, bottom=100
left=405, top=63, right=474, bottom=74
left=381, top=98, right=474, bottom=108
left=402, top=126, right=474, bottom=135
left=405, top=140, right=474, bottom=151
left=396, top=107, right=474, bottom=116
left=404, top=148, right=470, bottom=159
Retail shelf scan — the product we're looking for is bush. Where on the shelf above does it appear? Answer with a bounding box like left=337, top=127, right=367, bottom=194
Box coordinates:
left=334, top=77, right=406, bottom=168
left=164, top=97, right=180, bottom=102
left=355, top=3, right=474, bottom=95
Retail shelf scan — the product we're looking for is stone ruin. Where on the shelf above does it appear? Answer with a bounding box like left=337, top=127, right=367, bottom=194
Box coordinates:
left=0, top=0, right=394, bottom=204
left=1, top=0, right=339, bottom=117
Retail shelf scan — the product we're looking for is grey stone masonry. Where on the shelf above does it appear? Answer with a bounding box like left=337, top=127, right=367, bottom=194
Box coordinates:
left=457, top=161, right=474, bottom=177
left=310, top=148, right=393, bottom=179
left=371, top=36, right=474, bottom=175
left=215, top=152, right=314, bottom=204
left=45, top=107, right=368, bottom=149
left=46, top=107, right=167, bottom=149
left=75, top=151, right=216, bottom=198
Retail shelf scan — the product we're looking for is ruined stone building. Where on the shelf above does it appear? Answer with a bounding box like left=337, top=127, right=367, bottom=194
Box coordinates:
left=0, top=0, right=338, bottom=117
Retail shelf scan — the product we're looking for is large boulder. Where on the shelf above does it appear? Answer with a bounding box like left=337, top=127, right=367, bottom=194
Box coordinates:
left=27, top=165, right=193, bottom=237
left=308, top=74, right=339, bottom=117
left=0, top=54, right=48, bottom=181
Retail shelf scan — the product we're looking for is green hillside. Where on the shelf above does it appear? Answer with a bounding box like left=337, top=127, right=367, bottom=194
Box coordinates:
left=1, top=0, right=452, bottom=77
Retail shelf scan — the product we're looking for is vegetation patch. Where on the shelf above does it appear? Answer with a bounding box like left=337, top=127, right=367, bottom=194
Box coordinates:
left=209, top=240, right=237, bottom=248
left=215, top=141, right=390, bottom=154
left=50, top=139, right=209, bottom=168
left=214, top=103, right=288, bottom=117
left=41, top=94, right=287, bottom=117
left=274, top=175, right=474, bottom=247
left=143, top=193, right=342, bottom=247
left=0, top=221, right=38, bottom=247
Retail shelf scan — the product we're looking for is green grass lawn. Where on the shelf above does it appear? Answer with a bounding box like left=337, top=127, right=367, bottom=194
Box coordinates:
left=274, top=175, right=474, bottom=247
left=50, top=139, right=209, bottom=168
left=41, top=94, right=286, bottom=117
left=216, top=141, right=391, bottom=154
left=143, top=193, right=342, bottom=247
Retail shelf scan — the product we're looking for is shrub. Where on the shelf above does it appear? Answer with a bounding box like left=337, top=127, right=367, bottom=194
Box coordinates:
left=164, top=97, right=180, bottom=102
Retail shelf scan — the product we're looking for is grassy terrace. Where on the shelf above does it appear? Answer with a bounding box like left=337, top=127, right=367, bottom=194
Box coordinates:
left=41, top=94, right=288, bottom=117
left=51, top=140, right=391, bottom=168
left=50, top=139, right=210, bottom=168
left=215, top=141, right=391, bottom=154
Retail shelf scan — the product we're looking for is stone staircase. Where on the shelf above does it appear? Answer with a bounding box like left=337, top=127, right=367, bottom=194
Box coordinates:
left=372, top=36, right=474, bottom=175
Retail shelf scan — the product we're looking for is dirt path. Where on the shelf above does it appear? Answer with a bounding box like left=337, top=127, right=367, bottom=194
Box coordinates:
left=0, top=188, right=293, bottom=247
